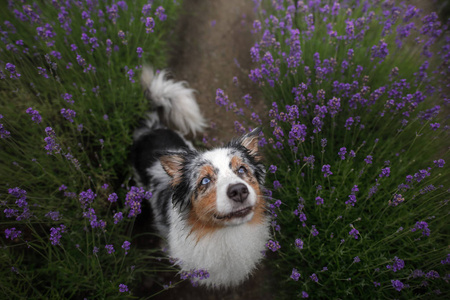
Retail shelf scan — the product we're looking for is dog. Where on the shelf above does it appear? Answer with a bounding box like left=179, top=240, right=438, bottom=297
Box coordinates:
left=131, top=67, right=270, bottom=288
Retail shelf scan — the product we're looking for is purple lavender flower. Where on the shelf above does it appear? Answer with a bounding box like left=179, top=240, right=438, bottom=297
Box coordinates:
left=118, top=30, right=126, bottom=41
left=433, top=159, right=445, bottom=168
left=125, top=187, right=151, bottom=217
left=379, top=167, right=391, bottom=178
left=266, top=239, right=281, bottom=252
left=142, top=4, right=152, bottom=16
left=425, top=270, right=440, bottom=279
left=60, top=108, right=76, bottom=123
left=113, top=212, right=123, bottom=224
left=215, top=88, right=230, bottom=108
left=315, top=196, right=324, bottom=205
left=295, top=238, right=304, bottom=249
left=5, top=63, right=21, bottom=79
left=344, top=117, right=354, bottom=130
left=321, top=164, right=333, bottom=177
left=289, top=124, right=307, bottom=142
left=136, top=47, right=143, bottom=58
left=76, top=54, right=86, bottom=68
left=338, top=147, right=347, bottom=160
left=353, top=256, right=361, bottom=263
left=371, top=40, right=389, bottom=63
left=44, top=127, right=61, bottom=155
left=345, top=194, right=357, bottom=206
left=50, top=224, right=66, bottom=246
left=310, top=273, right=318, bottom=282
left=108, top=193, right=118, bottom=203
left=430, top=123, right=440, bottom=131
left=37, top=67, right=49, bottom=78
left=301, top=291, right=309, bottom=298
left=119, top=284, right=128, bottom=293
left=62, top=93, right=74, bottom=104
left=26, top=107, right=42, bottom=123
left=5, top=227, right=22, bottom=240
left=127, top=69, right=135, bottom=83
left=105, top=244, right=115, bottom=254
left=122, top=240, right=131, bottom=255
left=414, top=169, right=431, bottom=182
left=364, top=155, right=373, bottom=164
left=117, top=1, right=128, bottom=11
left=273, top=180, right=282, bottom=190
left=253, top=20, right=261, bottom=33
left=411, top=221, right=430, bottom=236
left=386, top=256, right=405, bottom=272
left=180, top=268, right=210, bottom=285
left=291, top=268, right=301, bottom=281
left=328, top=97, right=341, bottom=116
left=268, top=165, right=277, bottom=173
left=45, top=211, right=61, bottom=221
left=391, top=279, right=404, bottom=292
left=8, top=187, right=27, bottom=203
left=4, top=208, right=19, bottom=218
left=79, top=189, right=97, bottom=209
left=389, top=194, right=405, bottom=207
left=106, top=4, right=119, bottom=24
left=441, top=254, right=450, bottom=265
left=0, top=115, right=11, bottom=138
left=311, top=225, right=319, bottom=236
left=83, top=208, right=106, bottom=229
left=331, top=2, right=340, bottom=16
left=155, top=6, right=167, bottom=21
left=299, top=211, right=307, bottom=223
left=145, top=17, right=155, bottom=33
left=349, top=227, right=359, bottom=239
left=81, top=32, right=89, bottom=44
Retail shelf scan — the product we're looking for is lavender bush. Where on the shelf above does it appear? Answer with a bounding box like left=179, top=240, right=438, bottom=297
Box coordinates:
left=0, top=0, right=181, bottom=298
left=219, top=0, right=449, bottom=298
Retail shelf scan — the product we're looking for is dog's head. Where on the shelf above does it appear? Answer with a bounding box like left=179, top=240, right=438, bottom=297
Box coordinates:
left=159, top=128, right=266, bottom=235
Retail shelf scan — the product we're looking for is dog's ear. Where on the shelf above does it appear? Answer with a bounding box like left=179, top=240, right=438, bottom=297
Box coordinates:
left=239, top=127, right=263, bottom=161
left=160, top=154, right=185, bottom=186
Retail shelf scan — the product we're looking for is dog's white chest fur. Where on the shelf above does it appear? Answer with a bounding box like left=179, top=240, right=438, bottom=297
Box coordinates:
left=168, top=211, right=270, bottom=287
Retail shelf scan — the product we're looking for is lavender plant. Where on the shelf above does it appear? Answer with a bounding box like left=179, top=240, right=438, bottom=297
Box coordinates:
left=219, top=0, right=449, bottom=298
left=0, top=0, right=181, bottom=298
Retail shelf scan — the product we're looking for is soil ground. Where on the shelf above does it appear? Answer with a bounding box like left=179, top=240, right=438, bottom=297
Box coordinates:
left=135, top=0, right=273, bottom=299
left=169, top=0, right=268, bottom=145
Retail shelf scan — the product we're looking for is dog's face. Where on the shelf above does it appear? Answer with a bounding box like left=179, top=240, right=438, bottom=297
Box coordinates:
left=160, top=129, right=266, bottom=235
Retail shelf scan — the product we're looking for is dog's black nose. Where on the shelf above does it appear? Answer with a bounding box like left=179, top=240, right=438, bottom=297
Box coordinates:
left=227, top=183, right=249, bottom=203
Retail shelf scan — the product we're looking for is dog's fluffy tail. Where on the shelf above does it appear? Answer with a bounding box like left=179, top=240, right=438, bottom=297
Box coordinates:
left=140, top=66, right=206, bottom=136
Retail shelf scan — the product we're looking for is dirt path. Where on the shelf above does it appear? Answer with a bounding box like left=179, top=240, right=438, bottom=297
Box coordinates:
left=169, top=0, right=267, bottom=144
left=141, top=0, right=273, bottom=299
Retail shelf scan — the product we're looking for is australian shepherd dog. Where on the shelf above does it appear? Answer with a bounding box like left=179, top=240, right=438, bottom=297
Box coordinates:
left=131, top=67, right=270, bottom=288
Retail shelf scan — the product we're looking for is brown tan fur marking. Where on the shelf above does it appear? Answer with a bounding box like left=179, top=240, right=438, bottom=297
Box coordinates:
left=188, top=165, right=223, bottom=239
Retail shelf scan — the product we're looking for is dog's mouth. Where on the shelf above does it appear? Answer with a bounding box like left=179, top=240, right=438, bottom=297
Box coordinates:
left=214, top=206, right=253, bottom=220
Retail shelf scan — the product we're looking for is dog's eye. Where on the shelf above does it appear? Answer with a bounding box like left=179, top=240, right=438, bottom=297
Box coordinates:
left=238, top=166, right=246, bottom=174
left=201, top=177, right=211, bottom=185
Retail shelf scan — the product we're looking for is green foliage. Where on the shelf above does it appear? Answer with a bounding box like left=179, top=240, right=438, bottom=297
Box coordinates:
left=0, top=0, right=180, bottom=298
left=246, top=1, right=450, bottom=298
